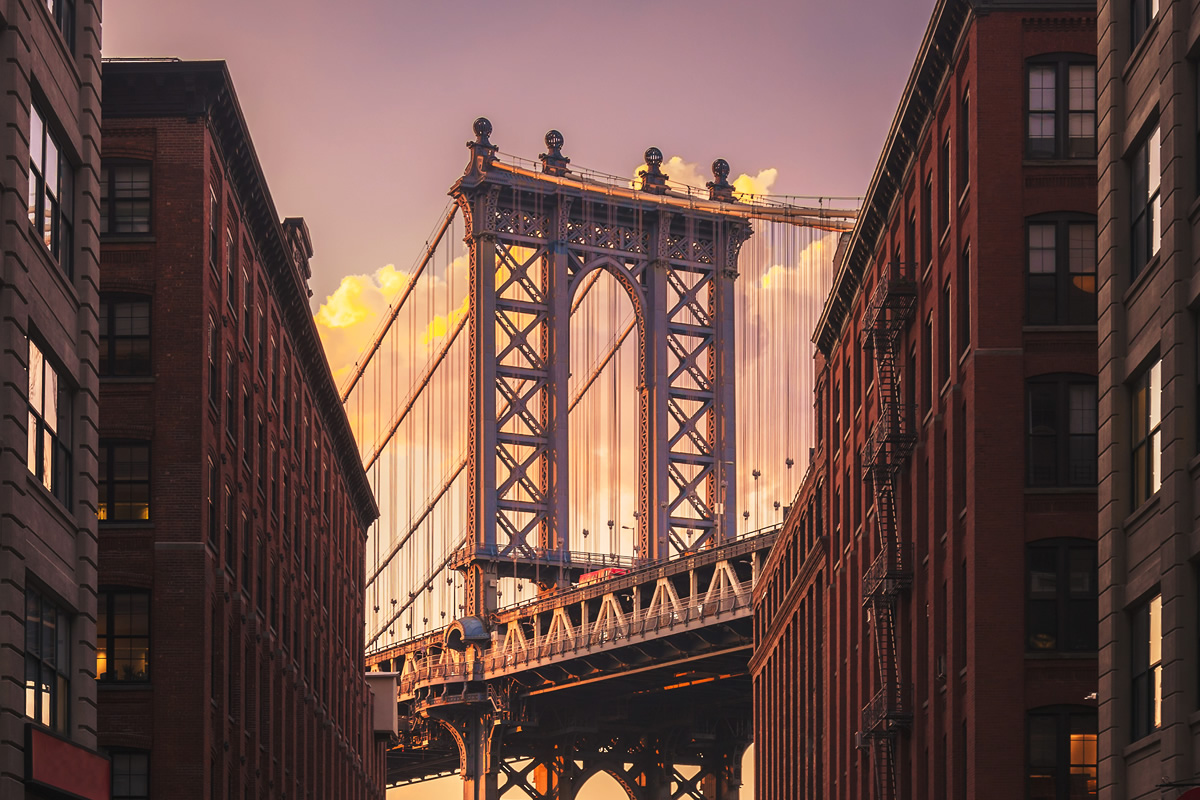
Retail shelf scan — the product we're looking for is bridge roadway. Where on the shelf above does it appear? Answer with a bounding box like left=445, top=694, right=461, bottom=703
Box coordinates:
left=366, top=526, right=779, bottom=799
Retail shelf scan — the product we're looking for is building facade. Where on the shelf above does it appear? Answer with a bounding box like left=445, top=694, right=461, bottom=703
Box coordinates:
left=97, top=60, right=385, bottom=800
left=1097, top=0, right=1200, bottom=797
left=754, top=2, right=1100, bottom=799
left=0, top=1, right=110, bottom=798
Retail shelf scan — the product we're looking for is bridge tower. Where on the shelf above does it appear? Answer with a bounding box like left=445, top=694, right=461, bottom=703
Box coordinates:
left=452, top=119, right=749, bottom=620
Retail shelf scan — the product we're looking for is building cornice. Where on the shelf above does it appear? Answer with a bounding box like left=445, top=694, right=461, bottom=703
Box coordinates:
left=102, top=60, right=380, bottom=530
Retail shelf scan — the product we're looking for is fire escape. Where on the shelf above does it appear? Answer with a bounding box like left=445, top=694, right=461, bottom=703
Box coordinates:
left=858, top=261, right=916, bottom=800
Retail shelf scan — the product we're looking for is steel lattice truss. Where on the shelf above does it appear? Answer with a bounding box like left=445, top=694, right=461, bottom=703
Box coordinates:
left=452, top=133, right=749, bottom=618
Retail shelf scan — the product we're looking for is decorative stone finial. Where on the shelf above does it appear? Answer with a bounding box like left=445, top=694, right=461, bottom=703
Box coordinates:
left=707, top=158, right=736, bottom=202
left=639, top=147, right=668, bottom=194
left=462, top=116, right=499, bottom=183
left=473, top=117, right=493, bottom=143
left=540, top=129, right=570, bottom=176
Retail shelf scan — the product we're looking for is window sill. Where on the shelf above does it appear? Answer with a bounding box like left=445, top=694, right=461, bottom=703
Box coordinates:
left=99, top=520, right=154, bottom=529
left=940, top=378, right=953, bottom=398
left=957, top=345, right=971, bottom=367
left=1122, top=729, right=1162, bottom=759
left=100, top=375, right=155, bottom=384
left=1024, top=486, right=1097, bottom=495
left=1123, top=491, right=1161, bottom=531
left=1122, top=18, right=1160, bottom=83
left=1021, top=158, right=1098, bottom=169
left=1188, top=451, right=1200, bottom=477
left=957, top=184, right=970, bottom=208
left=101, top=234, right=156, bottom=245
left=96, top=681, right=152, bottom=690
left=1024, top=651, right=1097, bottom=660
left=1021, top=325, right=1098, bottom=334
left=1123, top=253, right=1160, bottom=306
left=25, top=473, right=74, bottom=528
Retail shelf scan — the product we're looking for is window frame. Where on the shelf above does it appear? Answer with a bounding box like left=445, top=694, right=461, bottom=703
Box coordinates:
left=1026, top=373, right=1098, bottom=488
left=1026, top=539, right=1098, bottom=653
left=26, top=336, right=72, bottom=503
left=28, top=102, right=74, bottom=277
left=99, top=294, right=151, bottom=377
left=1026, top=55, right=1097, bottom=160
left=1132, top=0, right=1159, bottom=50
left=110, top=750, right=150, bottom=800
left=1025, top=213, right=1098, bottom=326
left=96, top=590, right=150, bottom=683
left=99, top=159, right=151, bottom=236
left=98, top=439, right=151, bottom=523
left=1130, top=593, right=1163, bottom=740
left=1131, top=125, right=1162, bottom=279
left=1131, top=357, right=1163, bottom=506
left=25, top=584, right=71, bottom=733
left=1026, top=705, right=1098, bottom=800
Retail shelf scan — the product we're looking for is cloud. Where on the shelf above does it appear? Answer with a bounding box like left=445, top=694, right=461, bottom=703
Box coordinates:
left=628, top=156, right=779, bottom=200
left=419, top=295, right=470, bottom=347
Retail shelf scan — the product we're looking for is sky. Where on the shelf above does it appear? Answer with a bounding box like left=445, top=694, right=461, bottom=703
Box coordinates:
left=104, top=1, right=938, bottom=797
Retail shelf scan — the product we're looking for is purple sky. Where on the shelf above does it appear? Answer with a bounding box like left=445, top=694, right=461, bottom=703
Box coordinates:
left=104, top=0, right=936, bottom=307
left=103, top=2, right=937, bottom=797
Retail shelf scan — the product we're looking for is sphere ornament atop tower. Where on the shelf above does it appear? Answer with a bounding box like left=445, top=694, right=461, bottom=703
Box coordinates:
left=707, top=158, right=736, bottom=202
left=539, top=129, right=570, bottom=177
left=639, top=146, right=668, bottom=194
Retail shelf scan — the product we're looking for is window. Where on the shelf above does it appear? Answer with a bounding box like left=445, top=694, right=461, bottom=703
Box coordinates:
left=922, top=173, right=933, bottom=269
left=99, top=161, right=150, bottom=234
left=209, top=189, right=220, bottom=273
left=257, top=310, right=266, bottom=375
left=1027, top=541, right=1097, bottom=652
left=207, top=316, right=219, bottom=407
left=97, top=591, right=149, bottom=682
left=1131, top=594, right=1163, bottom=739
left=225, top=356, right=235, bottom=441
left=940, top=131, right=951, bottom=234
left=28, top=103, right=73, bottom=275
left=906, top=210, right=916, bottom=275
left=242, top=388, right=251, bottom=466
left=242, top=266, right=252, bottom=344
left=225, top=230, right=236, bottom=309
left=1131, top=358, right=1163, bottom=506
left=43, top=0, right=75, bottom=50
left=27, top=337, right=71, bottom=503
left=959, top=244, right=971, bottom=350
left=923, top=312, right=934, bottom=411
left=25, top=585, right=70, bottom=732
left=98, top=441, right=150, bottom=522
left=959, top=90, right=970, bottom=194
left=1027, top=59, right=1096, bottom=159
left=207, top=458, right=218, bottom=547
left=110, top=752, right=149, bottom=800
left=224, top=486, right=234, bottom=570
left=1027, top=216, right=1097, bottom=325
left=1027, top=706, right=1097, bottom=800
left=99, top=295, right=151, bottom=376
left=940, top=279, right=951, bottom=385
left=1131, top=126, right=1161, bottom=278
left=1027, top=375, right=1097, bottom=487
left=241, top=514, right=251, bottom=593
left=1132, top=0, right=1159, bottom=49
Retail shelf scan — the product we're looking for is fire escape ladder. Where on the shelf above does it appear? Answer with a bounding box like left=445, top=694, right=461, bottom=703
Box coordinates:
left=859, top=261, right=916, bottom=800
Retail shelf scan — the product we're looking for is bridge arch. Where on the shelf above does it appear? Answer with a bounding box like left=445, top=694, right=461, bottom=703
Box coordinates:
left=567, top=261, right=644, bottom=562
left=576, top=762, right=639, bottom=800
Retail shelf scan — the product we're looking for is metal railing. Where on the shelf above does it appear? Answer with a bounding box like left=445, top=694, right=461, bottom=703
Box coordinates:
left=862, top=543, right=913, bottom=601
left=861, top=684, right=913, bottom=736
left=399, top=579, right=754, bottom=698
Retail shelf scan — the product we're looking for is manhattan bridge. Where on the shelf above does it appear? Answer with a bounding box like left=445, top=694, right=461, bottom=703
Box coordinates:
left=347, top=119, right=856, bottom=799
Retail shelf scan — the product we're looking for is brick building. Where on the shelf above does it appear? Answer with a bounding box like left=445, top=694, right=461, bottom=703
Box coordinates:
left=1096, top=0, right=1200, bottom=796
left=96, top=60, right=385, bottom=799
left=0, top=1, right=111, bottom=798
left=753, top=1, right=1099, bottom=799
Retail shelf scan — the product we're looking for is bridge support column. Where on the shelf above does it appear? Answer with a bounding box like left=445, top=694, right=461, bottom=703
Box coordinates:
left=700, top=745, right=742, bottom=800
left=461, top=715, right=499, bottom=800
